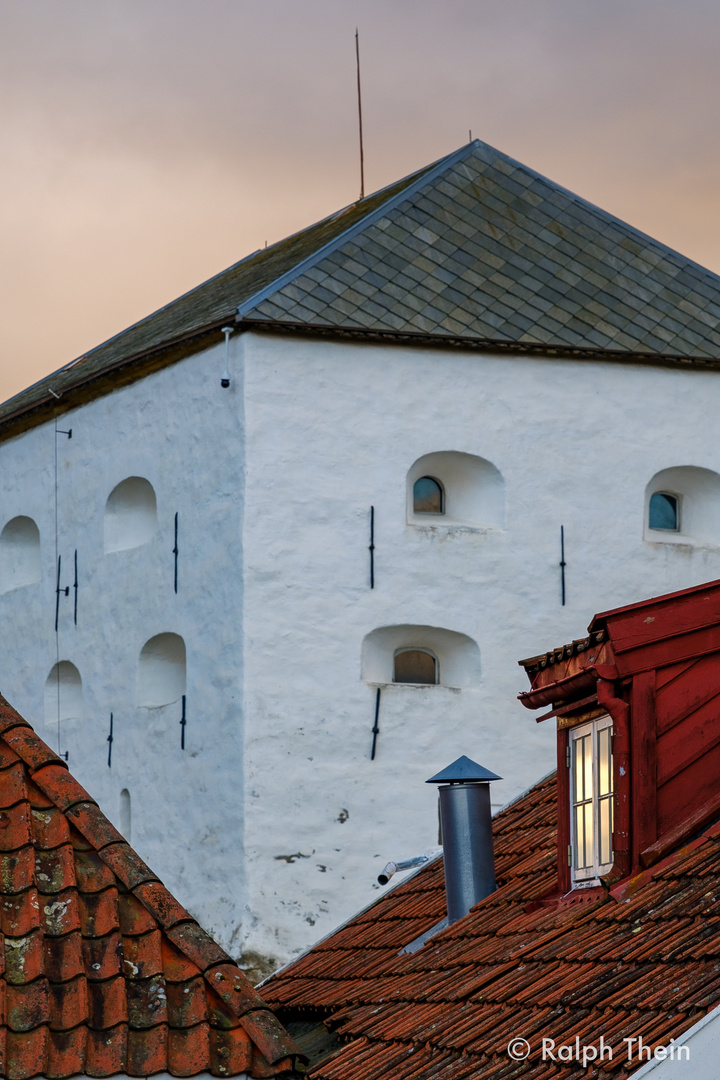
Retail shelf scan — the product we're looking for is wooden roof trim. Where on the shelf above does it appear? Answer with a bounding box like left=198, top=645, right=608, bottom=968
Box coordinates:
left=238, top=317, right=720, bottom=369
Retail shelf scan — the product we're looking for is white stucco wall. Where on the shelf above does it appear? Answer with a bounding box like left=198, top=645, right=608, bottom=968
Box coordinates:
left=238, top=332, right=720, bottom=963
left=1, top=330, right=720, bottom=970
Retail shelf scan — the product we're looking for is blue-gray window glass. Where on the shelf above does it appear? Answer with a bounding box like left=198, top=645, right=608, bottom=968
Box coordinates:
left=649, top=492, right=678, bottom=531
left=413, top=476, right=443, bottom=514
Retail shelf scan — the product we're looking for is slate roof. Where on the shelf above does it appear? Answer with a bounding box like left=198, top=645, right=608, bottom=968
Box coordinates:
left=5, top=138, right=720, bottom=433
left=0, top=695, right=301, bottom=1079
left=262, top=771, right=720, bottom=1079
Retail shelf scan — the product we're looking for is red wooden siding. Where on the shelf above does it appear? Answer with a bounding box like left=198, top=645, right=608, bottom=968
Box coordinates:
left=654, top=648, right=720, bottom=838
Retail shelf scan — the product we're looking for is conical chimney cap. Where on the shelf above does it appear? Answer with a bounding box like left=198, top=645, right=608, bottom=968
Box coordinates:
left=426, top=755, right=502, bottom=785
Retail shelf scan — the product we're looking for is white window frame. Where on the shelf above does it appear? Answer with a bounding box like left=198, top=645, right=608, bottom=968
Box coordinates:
left=569, top=714, right=614, bottom=885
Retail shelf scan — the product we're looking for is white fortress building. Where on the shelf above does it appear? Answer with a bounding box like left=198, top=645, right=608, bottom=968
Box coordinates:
left=2, top=140, right=720, bottom=976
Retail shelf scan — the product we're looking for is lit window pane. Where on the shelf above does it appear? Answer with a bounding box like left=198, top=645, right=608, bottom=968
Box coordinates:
left=582, top=804, right=593, bottom=869
left=649, top=492, right=678, bottom=530
left=597, top=727, right=612, bottom=796
left=599, top=797, right=613, bottom=866
left=394, top=649, right=437, bottom=684
left=574, top=805, right=586, bottom=868
left=413, top=476, right=444, bottom=514
left=573, top=739, right=584, bottom=802
left=583, top=736, right=593, bottom=805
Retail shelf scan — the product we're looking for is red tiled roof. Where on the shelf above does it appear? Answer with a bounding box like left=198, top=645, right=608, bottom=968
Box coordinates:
left=263, top=771, right=720, bottom=1078
left=0, top=696, right=301, bottom=1079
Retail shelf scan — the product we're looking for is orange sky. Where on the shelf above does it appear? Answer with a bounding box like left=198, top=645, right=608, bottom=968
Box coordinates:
left=3, top=0, right=720, bottom=403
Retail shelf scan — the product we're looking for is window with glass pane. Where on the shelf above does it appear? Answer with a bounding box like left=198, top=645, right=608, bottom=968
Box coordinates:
left=570, top=715, right=614, bottom=884
left=648, top=492, right=679, bottom=531
left=393, top=649, right=438, bottom=684
left=413, top=476, right=444, bottom=514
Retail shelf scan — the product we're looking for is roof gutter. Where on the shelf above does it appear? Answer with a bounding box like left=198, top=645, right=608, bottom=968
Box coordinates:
left=518, top=663, right=619, bottom=712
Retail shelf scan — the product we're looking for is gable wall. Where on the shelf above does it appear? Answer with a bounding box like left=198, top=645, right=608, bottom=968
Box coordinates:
left=238, top=331, right=720, bottom=963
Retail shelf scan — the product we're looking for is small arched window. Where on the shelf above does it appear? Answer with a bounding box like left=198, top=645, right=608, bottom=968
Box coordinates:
left=649, top=492, right=679, bottom=531
left=394, top=648, right=438, bottom=685
left=413, top=476, right=444, bottom=515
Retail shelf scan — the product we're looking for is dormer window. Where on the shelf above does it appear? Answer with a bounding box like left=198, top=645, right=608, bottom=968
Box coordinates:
left=570, top=715, right=613, bottom=884
left=648, top=491, right=679, bottom=531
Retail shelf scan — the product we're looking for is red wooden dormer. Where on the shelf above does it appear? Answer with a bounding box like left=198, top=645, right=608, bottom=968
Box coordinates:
left=519, top=578, right=720, bottom=896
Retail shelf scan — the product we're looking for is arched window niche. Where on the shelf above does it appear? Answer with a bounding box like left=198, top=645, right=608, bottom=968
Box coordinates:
left=137, top=633, right=186, bottom=708
left=120, top=789, right=131, bottom=841
left=44, top=661, right=82, bottom=726
left=0, top=516, right=41, bottom=593
left=407, top=451, right=504, bottom=528
left=645, top=467, right=720, bottom=546
left=104, top=477, right=158, bottom=553
left=362, top=626, right=480, bottom=689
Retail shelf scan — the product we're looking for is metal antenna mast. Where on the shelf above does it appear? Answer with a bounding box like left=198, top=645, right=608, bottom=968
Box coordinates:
left=355, top=28, right=365, bottom=200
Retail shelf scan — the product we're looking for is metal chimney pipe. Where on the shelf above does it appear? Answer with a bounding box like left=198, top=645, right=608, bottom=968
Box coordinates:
left=427, top=756, right=501, bottom=924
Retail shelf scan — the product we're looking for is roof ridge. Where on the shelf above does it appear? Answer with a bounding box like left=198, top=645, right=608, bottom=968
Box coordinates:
left=236, top=141, right=477, bottom=318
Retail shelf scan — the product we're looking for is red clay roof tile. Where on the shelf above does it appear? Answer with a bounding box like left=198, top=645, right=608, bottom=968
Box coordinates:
left=166, top=922, right=233, bottom=972
left=47, top=1024, right=87, bottom=1078
left=81, top=931, right=123, bottom=980
left=2, top=728, right=64, bottom=774
left=0, top=803, right=31, bottom=851
left=209, top=1027, right=253, bottom=1076
left=7, top=1027, right=48, bottom=1079
left=97, top=842, right=157, bottom=889
left=0, top=766, right=29, bottom=810
left=133, top=879, right=191, bottom=928
left=167, top=1022, right=211, bottom=1076
left=42, top=889, right=81, bottom=937
left=5, top=931, right=45, bottom=985
left=64, top=802, right=125, bottom=850
left=166, top=977, right=208, bottom=1027
left=84, top=1023, right=127, bottom=1076
left=0, top=695, right=301, bottom=1077
left=35, top=845, right=76, bottom=894
left=31, top=808, right=70, bottom=851
left=77, top=886, right=119, bottom=938
left=31, top=765, right=92, bottom=812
